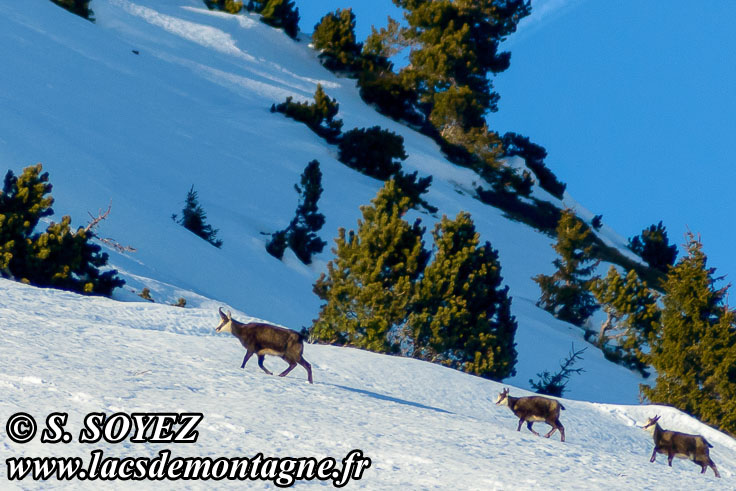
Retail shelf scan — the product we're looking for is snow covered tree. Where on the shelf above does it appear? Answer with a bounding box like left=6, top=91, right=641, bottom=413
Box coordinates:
left=312, top=9, right=362, bottom=72
left=173, top=186, right=223, bottom=248
left=534, top=209, right=599, bottom=326
left=0, top=164, right=123, bottom=296
left=311, top=180, right=429, bottom=352
left=628, top=221, right=678, bottom=272
left=409, top=212, right=517, bottom=380
left=590, top=266, right=660, bottom=375
left=641, top=234, right=736, bottom=435
left=267, top=160, right=326, bottom=264
left=50, top=0, right=94, bottom=21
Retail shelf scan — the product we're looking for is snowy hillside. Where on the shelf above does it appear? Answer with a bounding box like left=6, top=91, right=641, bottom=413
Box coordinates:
left=2, top=1, right=733, bottom=487
left=0, top=0, right=653, bottom=404
left=2, top=279, right=734, bottom=489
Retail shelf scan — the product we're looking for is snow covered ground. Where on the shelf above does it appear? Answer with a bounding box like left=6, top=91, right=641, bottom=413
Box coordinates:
left=1, top=1, right=734, bottom=488
left=1, top=279, right=734, bottom=489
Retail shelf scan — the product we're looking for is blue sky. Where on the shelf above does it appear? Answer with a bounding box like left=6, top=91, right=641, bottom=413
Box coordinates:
left=298, top=0, right=736, bottom=292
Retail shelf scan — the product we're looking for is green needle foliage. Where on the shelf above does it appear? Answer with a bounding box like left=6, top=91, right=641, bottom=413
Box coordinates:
left=0, top=164, right=123, bottom=296
left=312, top=182, right=518, bottom=380
left=410, top=212, right=517, bottom=379
left=312, top=8, right=362, bottom=72
left=628, top=221, right=678, bottom=272
left=641, top=233, right=736, bottom=435
left=173, top=186, right=223, bottom=248
left=590, top=266, right=660, bottom=376
left=267, top=160, right=326, bottom=264
left=534, top=208, right=599, bottom=326
left=312, top=180, right=429, bottom=353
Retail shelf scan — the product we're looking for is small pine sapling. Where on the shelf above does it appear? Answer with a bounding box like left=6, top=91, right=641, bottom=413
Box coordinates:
left=173, top=186, right=223, bottom=248
left=530, top=344, right=587, bottom=397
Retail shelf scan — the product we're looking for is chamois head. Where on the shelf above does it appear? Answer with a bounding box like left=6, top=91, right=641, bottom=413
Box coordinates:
left=215, top=307, right=234, bottom=333
left=495, top=388, right=510, bottom=406
left=643, top=415, right=661, bottom=434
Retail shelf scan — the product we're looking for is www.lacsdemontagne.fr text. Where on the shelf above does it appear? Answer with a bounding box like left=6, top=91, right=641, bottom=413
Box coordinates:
left=7, top=448, right=371, bottom=487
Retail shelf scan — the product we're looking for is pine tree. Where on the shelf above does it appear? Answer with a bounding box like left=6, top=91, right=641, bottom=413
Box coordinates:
left=0, top=164, right=54, bottom=276
left=641, top=234, right=736, bottom=434
left=0, top=164, right=123, bottom=296
left=311, top=180, right=429, bottom=352
left=409, top=212, right=517, bottom=380
left=259, top=0, right=300, bottom=39
left=628, top=221, right=678, bottom=272
left=534, top=209, right=599, bottom=326
left=267, top=160, right=327, bottom=264
left=392, top=0, right=531, bottom=123
left=273, top=84, right=343, bottom=141
left=590, top=266, right=660, bottom=374
left=338, top=126, right=407, bottom=180
left=312, top=9, right=362, bottom=71
left=174, top=186, right=223, bottom=248
left=50, top=0, right=94, bottom=21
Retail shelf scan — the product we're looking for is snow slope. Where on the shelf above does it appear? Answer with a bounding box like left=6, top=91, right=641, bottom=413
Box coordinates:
left=1, top=2, right=735, bottom=487
left=0, top=0, right=652, bottom=404
left=1, top=279, right=734, bottom=489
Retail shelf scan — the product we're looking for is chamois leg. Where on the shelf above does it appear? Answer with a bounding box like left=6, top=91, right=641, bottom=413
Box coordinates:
left=557, top=421, right=565, bottom=442
left=257, top=355, right=273, bottom=375
left=545, top=419, right=565, bottom=442
left=709, top=461, right=721, bottom=478
left=650, top=448, right=657, bottom=463
left=298, top=357, right=313, bottom=384
left=526, top=421, right=540, bottom=436
left=667, top=452, right=674, bottom=467
left=517, top=419, right=524, bottom=432
left=278, top=361, right=297, bottom=377
left=241, top=350, right=254, bottom=368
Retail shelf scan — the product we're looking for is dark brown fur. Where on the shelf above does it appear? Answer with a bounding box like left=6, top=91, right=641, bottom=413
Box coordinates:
left=496, top=388, right=566, bottom=442
left=215, top=308, right=313, bottom=383
left=643, top=415, right=720, bottom=477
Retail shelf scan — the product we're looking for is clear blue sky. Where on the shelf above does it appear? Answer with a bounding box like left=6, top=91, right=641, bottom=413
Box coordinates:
left=298, top=0, right=736, bottom=293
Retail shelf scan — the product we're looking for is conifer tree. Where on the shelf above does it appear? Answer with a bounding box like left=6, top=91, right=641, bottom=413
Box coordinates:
left=174, top=186, right=223, bottom=248
left=641, top=234, right=736, bottom=434
left=51, top=0, right=94, bottom=21
left=0, top=164, right=123, bottom=296
left=267, top=160, right=327, bottom=264
left=409, top=212, right=517, bottom=380
left=259, top=0, right=300, bottom=39
left=338, top=126, right=407, bottom=180
left=628, top=221, right=678, bottom=272
left=0, top=164, right=54, bottom=276
left=272, top=84, right=343, bottom=141
left=312, top=9, right=362, bottom=71
left=391, top=0, right=531, bottom=124
left=311, top=180, right=429, bottom=352
left=590, top=266, right=660, bottom=374
left=534, top=209, right=599, bottom=326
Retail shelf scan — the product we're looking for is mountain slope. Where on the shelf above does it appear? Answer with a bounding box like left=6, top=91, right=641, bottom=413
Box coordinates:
left=0, top=0, right=651, bottom=404
left=1, top=278, right=733, bottom=488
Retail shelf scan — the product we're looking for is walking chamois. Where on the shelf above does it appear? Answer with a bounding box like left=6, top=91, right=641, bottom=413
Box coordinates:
left=495, top=388, right=566, bottom=442
left=642, top=415, right=720, bottom=478
left=214, top=308, right=313, bottom=383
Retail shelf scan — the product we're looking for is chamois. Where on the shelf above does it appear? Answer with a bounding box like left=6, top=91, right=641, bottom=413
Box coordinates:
left=495, top=388, right=566, bottom=442
left=642, top=415, right=720, bottom=478
left=215, top=308, right=313, bottom=384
